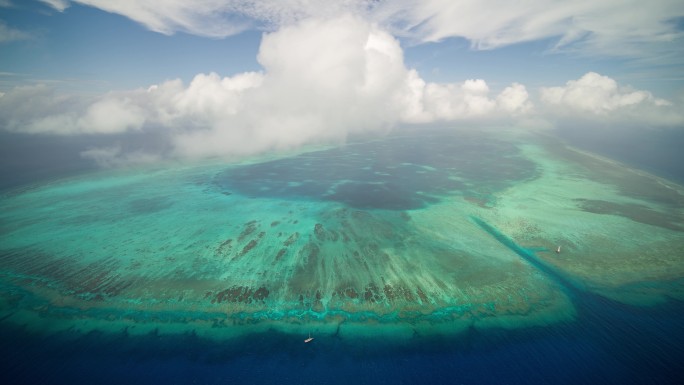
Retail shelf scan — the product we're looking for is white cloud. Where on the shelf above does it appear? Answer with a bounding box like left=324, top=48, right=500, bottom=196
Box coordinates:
left=71, top=0, right=250, bottom=37
left=39, top=0, right=70, bottom=12
left=3, top=68, right=679, bottom=165
left=540, top=72, right=674, bottom=114
left=48, top=0, right=373, bottom=38
left=376, top=0, right=684, bottom=57
left=497, top=83, right=534, bottom=115
left=45, top=1, right=684, bottom=58
left=144, top=71, right=263, bottom=129
left=160, top=16, right=535, bottom=158
left=0, top=84, right=77, bottom=133
left=170, top=15, right=413, bottom=158
left=77, top=97, right=146, bottom=134
left=80, top=145, right=161, bottom=168
left=0, top=21, right=32, bottom=43
left=401, top=78, right=533, bottom=123
left=38, top=0, right=317, bottom=36
left=0, top=85, right=146, bottom=135
left=0, top=16, right=533, bottom=161
left=539, top=72, right=682, bottom=127
left=2, top=15, right=680, bottom=166
left=423, top=81, right=495, bottom=120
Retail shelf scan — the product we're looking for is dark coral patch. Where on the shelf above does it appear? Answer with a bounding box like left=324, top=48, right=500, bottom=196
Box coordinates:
left=238, top=220, right=258, bottom=241
left=344, top=287, right=359, bottom=299
left=212, top=285, right=270, bottom=304
left=416, top=287, right=429, bottom=304
left=238, top=239, right=258, bottom=257
left=216, top=238, right=233, bottom=257
left=284, top=232, right=299, bottom=246
left=314, top=223, right=326, bottom=241
left=363, top=283, right=383, bottom=303
left=253, top=286, right=270, bottom=301
left=383, top=284, right=395, bottom=301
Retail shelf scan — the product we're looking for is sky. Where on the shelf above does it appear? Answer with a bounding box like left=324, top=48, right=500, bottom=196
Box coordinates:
left=1, top=0, right=683, bottom=184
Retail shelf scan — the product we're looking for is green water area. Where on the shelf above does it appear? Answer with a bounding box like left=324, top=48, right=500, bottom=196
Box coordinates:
left=1, top=129, right=683, bottom=341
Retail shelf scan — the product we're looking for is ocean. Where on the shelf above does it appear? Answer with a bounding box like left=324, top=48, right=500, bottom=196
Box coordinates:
left=2, top=297, right=683, bottom=384
left=1, top=128, right=683, bottom=384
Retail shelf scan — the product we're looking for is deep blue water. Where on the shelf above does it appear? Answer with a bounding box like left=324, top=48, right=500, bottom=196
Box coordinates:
left=216, top=133, right=536, bottom=210
left=2, top=294, right=683, bottom=384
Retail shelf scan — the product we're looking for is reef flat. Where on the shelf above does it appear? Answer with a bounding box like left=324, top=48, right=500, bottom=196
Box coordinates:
left=487, top=139, right=684, bottom=305
left=1, top=129, right=682, bottom=341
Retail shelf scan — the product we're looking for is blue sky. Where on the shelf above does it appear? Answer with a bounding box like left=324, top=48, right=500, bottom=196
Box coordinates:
left=0, top=0, right=683, bottom=168
left=0, top=3, right=261, bottom=92
left=1, top=1, right=682, bottom=95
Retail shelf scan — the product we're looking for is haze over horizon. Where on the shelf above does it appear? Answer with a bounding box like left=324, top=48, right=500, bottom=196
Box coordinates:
left=1, top=0, right=684, bottom=185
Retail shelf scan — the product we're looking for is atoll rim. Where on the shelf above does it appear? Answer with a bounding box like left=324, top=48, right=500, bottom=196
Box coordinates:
left=1, top=130, right=683, bottom=342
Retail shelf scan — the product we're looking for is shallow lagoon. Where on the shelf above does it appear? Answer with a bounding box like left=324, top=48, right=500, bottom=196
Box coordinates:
left=1, top=128, right=683, bottom=383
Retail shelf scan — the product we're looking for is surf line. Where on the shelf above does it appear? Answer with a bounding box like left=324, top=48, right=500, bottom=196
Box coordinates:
left=470, top=216, right=579, bottom=297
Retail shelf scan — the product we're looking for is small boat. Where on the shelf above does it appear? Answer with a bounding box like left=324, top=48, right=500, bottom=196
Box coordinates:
left=304, top=333, right=314, bottom=343
left=556, top=246, right=561, bottom=254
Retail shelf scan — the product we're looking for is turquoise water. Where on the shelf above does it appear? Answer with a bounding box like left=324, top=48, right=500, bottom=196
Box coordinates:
left=1, top=129, right=683, bottom=383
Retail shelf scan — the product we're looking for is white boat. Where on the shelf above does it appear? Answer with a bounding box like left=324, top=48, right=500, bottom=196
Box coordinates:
left=304, top=332, right=314, bottom=343
left=556, top=246, right=561, bottom=254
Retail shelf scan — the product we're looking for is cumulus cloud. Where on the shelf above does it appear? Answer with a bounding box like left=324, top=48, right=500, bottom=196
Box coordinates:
left=0, top=15, right=535, bottom=163
left=401, top=78, right=533, bottom=123
left=0, top=85, right=145, bottom=135
left=497, top=83, right=534, bottom=115
left=541, top=72, right=667, bottom=113
left=77, top=98, right=146, bottom=134
left=170, top=15, right=413, bottom=158
left=43, top=1, right=684, bottom=58
left=2, top=69, right=679, bottom=165
left=540, top=72, right=681, bottom=125
left=2, top=13, right=680, bottom=166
